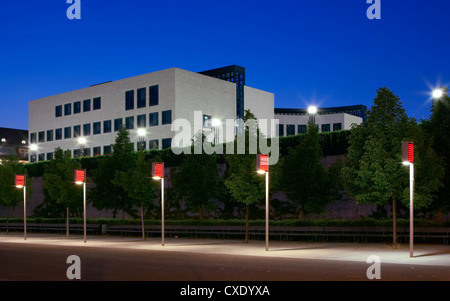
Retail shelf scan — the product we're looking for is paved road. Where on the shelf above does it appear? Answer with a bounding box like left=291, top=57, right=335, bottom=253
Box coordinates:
left=0, top=234, right=449, bottom=298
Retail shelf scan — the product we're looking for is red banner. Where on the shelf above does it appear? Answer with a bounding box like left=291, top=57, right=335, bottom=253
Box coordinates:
left=257, top=154, right=269, bottom=173
left=74, top=169, right=86, bottom=183
left=15, top=174, right=25, bottom=187
left=152, top=162, right=164, bottom=179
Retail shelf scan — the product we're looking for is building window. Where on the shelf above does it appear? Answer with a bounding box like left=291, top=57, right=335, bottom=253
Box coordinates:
left=55, top=128, right=62, bottom=140
left=137, top=88, right=146, bottom=108
left=137, top=114, right=146, bottom=128
left=333, top=123, right=342, bottom=131
left=149, top=139, right=159, bottom=150
left=38, top=131, right=45, bottom=143
left=114, top=118, right=123, bottom=132
left=46, top=152, right=53, bottom=160
left=125, top=116, right=134, bottom=130
left=83, top=123, right=91, bottom=136
left=278, top=124, right=284, bottom=137
left=93, top=146, right=101, bottom=156
left=30, top=132, right=36, bottom=143
left=103, top=120, right=111, bottom=133
left=74, top=101, right=81, bottom=114
left=162, top=110, right=172, bottom=125
left=203, top=114, right=212, bottom=128
left=93, top=122, right=101, bottom=135
left=73, top=125, right=81, bottom=138
left=321, top=124, right=331, bottom=132
left=73, top=149, right=81, bottom=158
left=137, top=140, right=146, bottom=151
left=162, top=138, right=172, bottom=149
left=64, top=127, right=71, bottom=139
left=83, top=99, right=91, bottom=112
left=93, top=97, right=101, bottom=110
left=149, top=112, right=158, bottom=126
left=55, top=105, right=62, bottom=117
left=38, top=153, right=45, bottom=162
left=149, top=85, right=159, bottom=106
left=298, top=124, right=307, bottom=134
left=286, top=124, right=295, bottom=136
left=47, top=130, right=53, bottom=142
left=64, top=103, right=71, bottom=116
left=83, top=148, right=91, bottom=157
left=125, top=90, right=134, bottom=110
left=103, top=145, right=112, bottom=155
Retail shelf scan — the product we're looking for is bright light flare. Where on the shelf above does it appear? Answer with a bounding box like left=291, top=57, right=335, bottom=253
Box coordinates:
left=307, top=106, right=318, bottom=115
left=137, top=128, right=146, bottom=137
left=432, top=88, right=444, bottom=99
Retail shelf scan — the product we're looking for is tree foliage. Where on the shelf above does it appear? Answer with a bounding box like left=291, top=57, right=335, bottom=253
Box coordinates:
left=280, top=121, right=332, bottom=219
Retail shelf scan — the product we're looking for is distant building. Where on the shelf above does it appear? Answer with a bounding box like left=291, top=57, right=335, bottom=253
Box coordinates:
left=28, top=66, right=274, bottom=162
left=274, top=105, right=366, bottom=136
left=0, top=127, right=29, bottom=163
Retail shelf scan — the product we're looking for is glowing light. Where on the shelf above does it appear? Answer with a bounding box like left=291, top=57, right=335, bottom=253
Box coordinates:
left=137, top=128, right=146, bottom=137
left=29, top=144, right=38, bottom=151
left=307, top=106, right=317, bottom=115
left=432, top=88, right=444, bottom=99
left=78, top=137, right=87, bottom=145
left=212, top=119, right=221, bottom=127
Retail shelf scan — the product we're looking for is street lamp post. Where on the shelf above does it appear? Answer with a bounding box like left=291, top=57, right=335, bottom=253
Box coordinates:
left=152, top=162, right=165, bottom=246
left=257, top=154, right=270, bottom=251
left=15, top=175, right=27, bottom=240
left=75, top=169, right=87, bottom=243
left=402, top=141, right=414, bottom=257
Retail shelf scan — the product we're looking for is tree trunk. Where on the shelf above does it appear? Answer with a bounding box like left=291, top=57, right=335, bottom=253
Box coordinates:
left=66, top=205, right=69, bottom=237
left=245, top=204, right=249, bottom=244
left=141, top=204, right=145, bottom=240
left=6, top=207, right=9, bottom=235
left=392, top=198, right=397, bottom=249
left=436, top=207, right=443, bottom=223
left=298, top=205, right=305, bottom=220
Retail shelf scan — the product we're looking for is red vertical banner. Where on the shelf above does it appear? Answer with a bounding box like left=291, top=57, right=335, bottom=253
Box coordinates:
left=256, top=154, right=269, bottom=173
left=15, top=174, right=26, bottom=187
left=152, top=162, right=164, bottom=179
left=402, top=141, right=414, bottom=163
left=74, top=169, right=86, bottom=184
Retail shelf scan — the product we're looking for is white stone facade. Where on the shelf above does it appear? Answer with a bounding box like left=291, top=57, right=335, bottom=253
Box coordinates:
left=28, top=67, right=275, bottom=161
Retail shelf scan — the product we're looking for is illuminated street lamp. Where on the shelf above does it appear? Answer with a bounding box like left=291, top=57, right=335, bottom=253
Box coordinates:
left=152, top=162, right=165, bottom=246
left=432, top=88, right=444, bottom=99
left=30, top=143, right=38, bottom=162
left=402, top=141, right=414, bottom=257
left=307, top=105, right=318, bottom=124
left=15, top=174, right=27, bottom=240
left=137, top=128, right=146, bottom=151
left=212, top=118, right=221, bottom=144
left=78, top=137, right=87, bottom=157
left=74, top=169, right=87, bottom=243
left=256, top=154, right=269, bottom=251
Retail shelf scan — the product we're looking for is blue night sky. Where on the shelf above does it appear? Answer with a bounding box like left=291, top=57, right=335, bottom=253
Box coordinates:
left=0, top=0, right=449, bottom=130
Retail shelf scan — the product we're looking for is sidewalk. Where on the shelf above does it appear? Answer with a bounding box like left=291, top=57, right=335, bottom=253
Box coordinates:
left=1, top=233, right=450, bottom=267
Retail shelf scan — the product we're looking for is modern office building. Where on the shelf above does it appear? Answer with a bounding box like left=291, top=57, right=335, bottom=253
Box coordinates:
left=28, top=66, right=275, bottom=162
left=275, top=105, right=366, bottom=136
left=0, top=127, right=29, bottom=163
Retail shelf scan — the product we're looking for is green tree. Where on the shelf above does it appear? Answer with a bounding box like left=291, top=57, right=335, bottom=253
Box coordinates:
left=421, top=87, right=450, bottom=221
left=90, top=125, right=136, bottom=218
left=0, top=154, right=30, bottom=232
left=224, top=110, right=268, bottom=242
left=280, top=121, right=331, bottom=219
left=343, top=87, right=443, bottom=246
left=43, top=148, right=82, bottom=236
left=113, top=151, right=158, bottom=239
left=172, top=132, right=223, bottom=220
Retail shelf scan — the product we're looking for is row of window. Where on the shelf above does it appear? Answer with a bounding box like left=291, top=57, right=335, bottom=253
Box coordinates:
left=125, top=85, right=159, bottom=110
left=29, top=138, right=173, bottom=162
left=31, top=110, right=172, bottom=143
left=278, top=123, right=342, bottom=136
left=55, top=97, right=102, bottom=118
